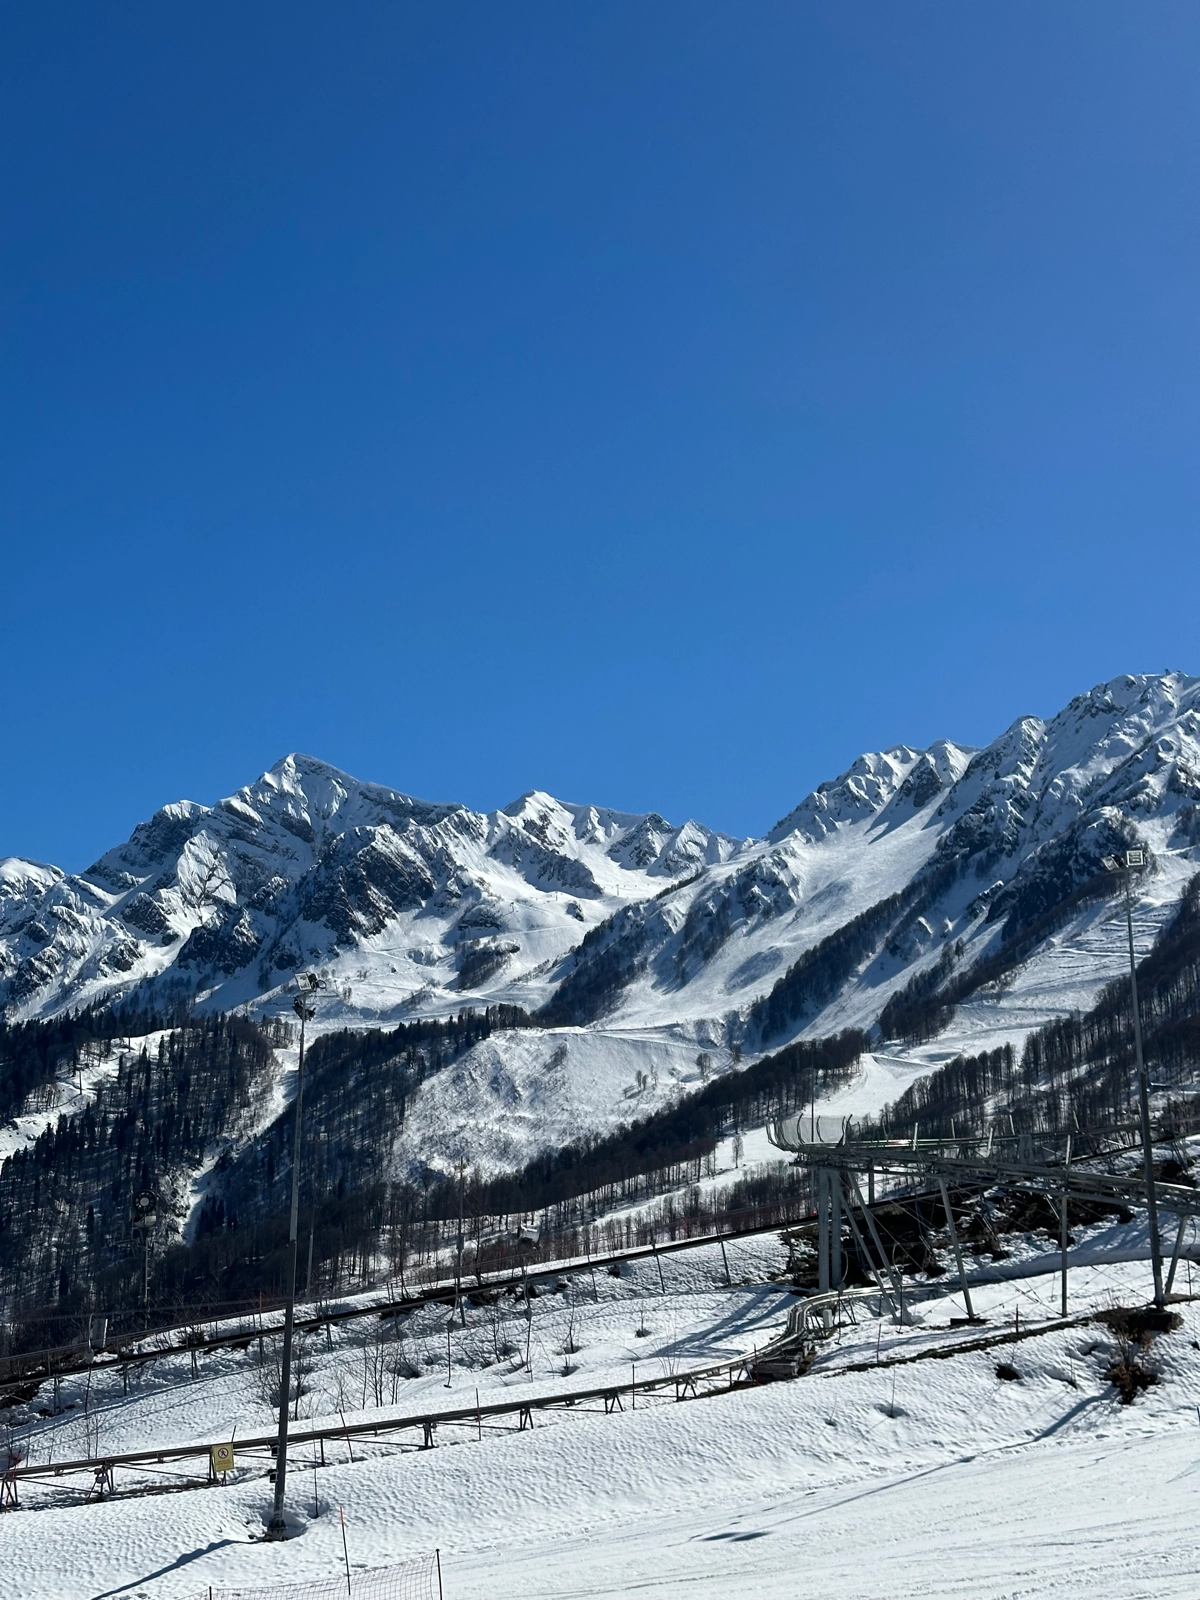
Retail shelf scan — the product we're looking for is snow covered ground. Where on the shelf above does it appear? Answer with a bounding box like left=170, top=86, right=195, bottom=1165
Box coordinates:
left=888, top=839, right=1194, bottom=1071
left=393, top=1022, right=729, bottom=1179
left=6, top=1225, right=1200, bottom=1599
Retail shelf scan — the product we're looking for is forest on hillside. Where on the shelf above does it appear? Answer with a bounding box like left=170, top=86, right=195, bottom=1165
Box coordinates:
left=1, top=874, right=1198, bottom=1347
left=860, top=872, right=1200, bottom=1140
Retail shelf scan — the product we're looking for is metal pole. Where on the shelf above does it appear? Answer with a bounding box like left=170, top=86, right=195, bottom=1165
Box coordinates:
left=840, top=1174, right=897, bottom=1321
left=455, top=1160, right=467, bottom=1327
left=817, top=1168, right=833, bottom=1333
left=894, top=1247, right=906, bottom=1326
left=522, top=1260, right=533, bottom=1373
left=652, top=1238, right=666, bottom=1295
left=267, top=997, right=311, bottom=1540
left=846, top=1172, right=905, bottom=1314
left=339, top=1504, right=351, bottom=1596
left=817, top=1170, right=830, bottom=1294
left=1166, top=1213, right=1189, bottom=1297
left=937, top=1178, right=975, bottom=1321
left=1060, top=1133, right=1072, bottom=1318
left=1124, top=871, right=1165, bottom=1310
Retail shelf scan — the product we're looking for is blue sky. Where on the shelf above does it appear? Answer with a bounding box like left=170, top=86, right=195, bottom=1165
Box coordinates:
left=3, top=3, right=1199, bottom=869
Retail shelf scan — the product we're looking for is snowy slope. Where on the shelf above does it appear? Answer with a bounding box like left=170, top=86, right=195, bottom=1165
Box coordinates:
left=6, top=1234, right=1200, bottom=1599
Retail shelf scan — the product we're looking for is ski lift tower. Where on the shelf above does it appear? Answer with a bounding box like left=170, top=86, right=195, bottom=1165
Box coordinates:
left=1102, top=846, right=1166, bottom=1311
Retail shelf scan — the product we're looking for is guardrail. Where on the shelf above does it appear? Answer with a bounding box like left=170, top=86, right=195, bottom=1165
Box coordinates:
left=4, top=1346, right=763, bottom=1507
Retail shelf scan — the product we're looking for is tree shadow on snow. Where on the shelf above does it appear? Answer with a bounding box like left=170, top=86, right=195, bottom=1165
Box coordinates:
left=91, top=1537, right=243, bottom=1598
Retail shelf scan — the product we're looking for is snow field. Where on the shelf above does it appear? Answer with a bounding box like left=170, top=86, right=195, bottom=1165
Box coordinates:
left=6, top=1225, right=1200, bottom=1598
left=393, top=1024, right=732, bottom=1181
left=11, top=1236, right=791, bottom=1476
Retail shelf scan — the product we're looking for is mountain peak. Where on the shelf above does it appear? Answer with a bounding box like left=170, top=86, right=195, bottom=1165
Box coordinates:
left=2, top=670, right=1198, bottom=1036
left=768, top=739, right=975, bottom=844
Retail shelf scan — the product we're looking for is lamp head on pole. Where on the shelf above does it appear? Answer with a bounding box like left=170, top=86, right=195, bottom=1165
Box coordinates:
left=1102, top=848, right=1146, bottom=874
left=292, top=971, right=322, bottom=1022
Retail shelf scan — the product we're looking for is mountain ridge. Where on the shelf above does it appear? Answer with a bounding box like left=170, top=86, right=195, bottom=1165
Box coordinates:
left=2, top=673, right=1199, bottom=1072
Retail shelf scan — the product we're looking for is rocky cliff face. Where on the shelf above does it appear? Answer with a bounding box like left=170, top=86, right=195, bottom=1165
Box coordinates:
left=0, top=756, right=739, bottom=1022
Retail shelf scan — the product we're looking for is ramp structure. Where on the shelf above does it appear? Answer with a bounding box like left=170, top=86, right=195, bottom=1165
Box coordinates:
left=766, top=1107, right=1200, bottom=1334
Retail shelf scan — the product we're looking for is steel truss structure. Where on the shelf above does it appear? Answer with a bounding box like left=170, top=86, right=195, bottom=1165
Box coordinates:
left=766, top=1108, right=1200, bottom=1350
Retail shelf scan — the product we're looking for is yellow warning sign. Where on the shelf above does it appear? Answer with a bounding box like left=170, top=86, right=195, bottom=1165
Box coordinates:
left=210, top=1442, right=235, bottom=1475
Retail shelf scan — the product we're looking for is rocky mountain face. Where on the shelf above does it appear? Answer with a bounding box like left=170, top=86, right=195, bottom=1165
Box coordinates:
left=2, top=672, right=1199, bottom=1058
left=0, top=760, right=739, bottom=1022
left=537, top=671, right=1200, bottom=1048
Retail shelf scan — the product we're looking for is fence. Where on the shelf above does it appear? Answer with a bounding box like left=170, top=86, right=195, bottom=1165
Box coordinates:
left=186, top=1551, right=441, bottom=1600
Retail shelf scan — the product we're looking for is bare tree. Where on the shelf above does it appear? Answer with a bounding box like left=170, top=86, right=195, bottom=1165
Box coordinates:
left=255, top=1331, right=314, bottom=1419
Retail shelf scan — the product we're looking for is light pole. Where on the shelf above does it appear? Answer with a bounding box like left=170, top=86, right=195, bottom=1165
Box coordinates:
left=266, top=973, right=321, bottom=1541
left=131, top=1189, right=159, bottom=1330
left=454, top=1154, right=468, bottom=1328
left=1102, top=848, right=1165, bottom=1311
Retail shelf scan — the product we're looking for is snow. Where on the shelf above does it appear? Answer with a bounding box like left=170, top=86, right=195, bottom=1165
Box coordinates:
left=6, top=1229, right=1200, bottom=1598
left=394, top=1024, right=728, bottom=1179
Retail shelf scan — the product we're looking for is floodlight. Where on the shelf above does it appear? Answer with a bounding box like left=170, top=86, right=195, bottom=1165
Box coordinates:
left=1125, top=848, right=1145, bottom=868
left=1101, top=855, right=1122, bottom=873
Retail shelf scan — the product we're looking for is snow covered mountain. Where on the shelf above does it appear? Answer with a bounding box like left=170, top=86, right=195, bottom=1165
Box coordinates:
left=0, top=763, right=739, bottom=1023
left=3, top=671, right=1199, bottom=1078
left=543, top=669, right=1200, bottom=1053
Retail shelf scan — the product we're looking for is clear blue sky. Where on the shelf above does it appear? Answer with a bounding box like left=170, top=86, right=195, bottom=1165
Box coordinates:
left=3, top=3, right=1199, bottom=870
